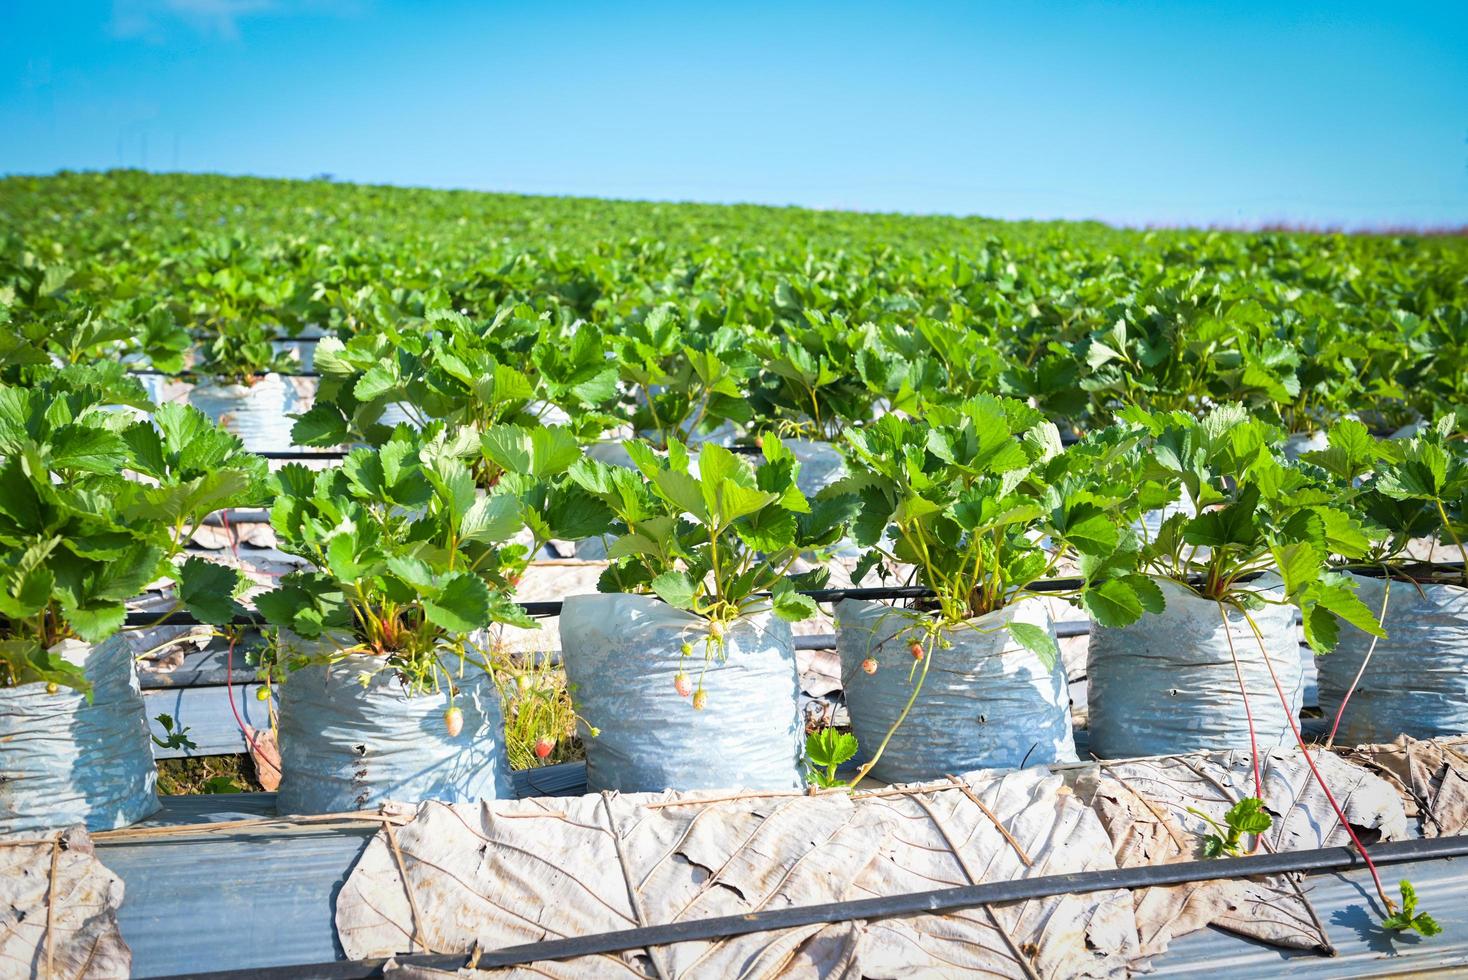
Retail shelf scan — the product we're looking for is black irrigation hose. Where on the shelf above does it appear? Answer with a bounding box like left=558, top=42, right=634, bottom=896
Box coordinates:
left=155, top=833, right=1468, bottom=980
left=125, top=368, right=321, bottom=379
left=122, top=581, right=1091, bottom=628
left=129, top=571, right=1287, bottom=628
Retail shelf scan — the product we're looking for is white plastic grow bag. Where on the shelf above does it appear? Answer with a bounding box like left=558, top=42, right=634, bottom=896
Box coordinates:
left=786, top=438, right=847, bottom=498
left=0, top=635, right=159, bottom=834
left=1316, top=572, right=1468, bottom=744
left=274, top=638, right=514, bottom=815
left=559, top=593, right=805, bottom=793
left=835, top=597, right=1077, bottom=783
left=1281, top=430, right=1328, bottom=461
left=1087, top=576, right=1302, bottom=759
left=186, top=372, right=310, bottom=452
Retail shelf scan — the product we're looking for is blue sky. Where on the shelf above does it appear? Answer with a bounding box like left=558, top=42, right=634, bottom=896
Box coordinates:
left=3, top=1, right=1466, bottom=228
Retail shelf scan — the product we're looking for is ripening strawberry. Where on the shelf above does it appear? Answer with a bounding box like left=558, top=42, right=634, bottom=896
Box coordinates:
left=443, top=705, right=464, bottom=737
left=861, top=658, right=878, bottom=674
left=692, top=689, right=708, bottom=710
left=909, top=642, right=924, bottom=661
left=674, top=671, right=693, bottom=697
left=534, top=737, right=555, bottom=759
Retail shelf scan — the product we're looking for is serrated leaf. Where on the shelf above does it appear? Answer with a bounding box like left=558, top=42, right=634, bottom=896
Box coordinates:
left=422, top=571, right=491, bottom=633
left=177, top=556, right=242, bottom=625
left=1006, top=619, right=1058, bottom=672
left=650, top=570, right=696, bottom=609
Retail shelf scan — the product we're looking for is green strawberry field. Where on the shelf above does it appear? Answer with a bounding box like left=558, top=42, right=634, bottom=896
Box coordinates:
left=2, top=170, right=1467, bottom=958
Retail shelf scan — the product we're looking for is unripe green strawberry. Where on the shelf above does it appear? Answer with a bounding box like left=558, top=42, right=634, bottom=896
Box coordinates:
left=692, top=689, right=708, bottom=710
left=256, top=685, right=271, bottom=701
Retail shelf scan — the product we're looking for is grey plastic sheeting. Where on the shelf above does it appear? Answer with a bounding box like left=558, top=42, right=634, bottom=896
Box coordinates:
left=1318, top=574, right=1468, bottom=744
left=1088, top=576, right=1303, bottom=759
left=0, top=635, right=159, bottom=834
left=98, top=791, right=1468, bottom=978
left=835, top=597, right=1077, bottom=783
left=184, top=372, right=305, bottom=453
left=274, top=641, right=514, bottom=815
left=785, top=438, right=847, bottom=498
left=559, top=593, right=805, bottom=793
left=1282, top=429, right=1329, bottom=461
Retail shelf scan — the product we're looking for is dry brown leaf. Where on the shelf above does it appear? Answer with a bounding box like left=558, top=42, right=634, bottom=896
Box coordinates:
left=0, top=827, right=131, bottom=979
left=1334, top=734, right=1468, bottom=837
left=339, top=769, right=1135, bottom=978
left=244, top=725, right=282, bottom=792
left=1072, top=747, right=1407, bottom=959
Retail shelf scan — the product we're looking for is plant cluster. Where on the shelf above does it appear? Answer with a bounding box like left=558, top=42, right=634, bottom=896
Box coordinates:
left=6, top=172, right=1466, bottom=439
left=0, top=376, right=263, bottom=693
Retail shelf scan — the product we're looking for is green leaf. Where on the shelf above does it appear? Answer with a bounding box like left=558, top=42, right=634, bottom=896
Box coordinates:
left=290, top=404, right=349, bottom=447
left=1083, top=577, right=1153, bottom=629
left=177, top=556, right=242, bottom=625
left=650, top=570, right=696, bottom=609
left=1270, top=542, right=1321, bottom=597
left=1224, top=797, right=1273, bottom=836
left=770, top=585, right=818, bottom=622
left=715, top=480, right=778, bottom=525
left=805, top=728, right=858, bottom=767
left=460, top=492, right=523, bottom=544
left=1006, top=620, right=1058, bottom=672
left=652, top=469, right=709, bottom=523
left=422, top=571, right=491, bottom=633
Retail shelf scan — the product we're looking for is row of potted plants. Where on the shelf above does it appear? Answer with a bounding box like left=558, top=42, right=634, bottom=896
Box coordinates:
left=3, top=278, right=1454, bottom=456
left=4, top=367, right=1464, bottom=834
left=9, top=174, right=1466, bottom=433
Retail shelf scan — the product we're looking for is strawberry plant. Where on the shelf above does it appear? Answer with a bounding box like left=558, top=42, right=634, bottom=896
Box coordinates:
left=608, top=305, right=755, bottom=449
left=838, top=395, right=1155, bottom=654
left=747, top=312, right=901, bottom=440
left=568, top=435, right=852, bottom=698
left=1119, top=404, right=1424, bottom=935
left=1119, top=404, right=1383, bottom=650
left=1187, top=797, right=1273, bottom=858
left=804, top=728, right=858, bottom=788
left=255, top=428, right=536, bottom=697
left=0, top=375, right=262, bottom=694
left=1381, top=880, right=1443, bottom=937
left=832, top=396, right=1156, bottom=782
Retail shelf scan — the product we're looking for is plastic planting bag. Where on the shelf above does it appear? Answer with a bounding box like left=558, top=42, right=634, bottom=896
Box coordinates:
left=786, top=439, right=847, bottom=498
left=275, top=640, right=514, bottom=815
left=0, top=635, right=159, bottom=834
left=186, top=372, right=307, bottom=453
left=835, top=597, right=1077, bottom=784
left=1317, top=573, right=1468, bottom=744
left=1088, top=576, right=1302, bottom=759
left=559, top=593, right=805, bottom=793
left=1281, top=430, right=1328, bottom=461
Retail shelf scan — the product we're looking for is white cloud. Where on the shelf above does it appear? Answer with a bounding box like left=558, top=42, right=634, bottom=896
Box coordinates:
left=110, top=0, right=356, bottom=42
